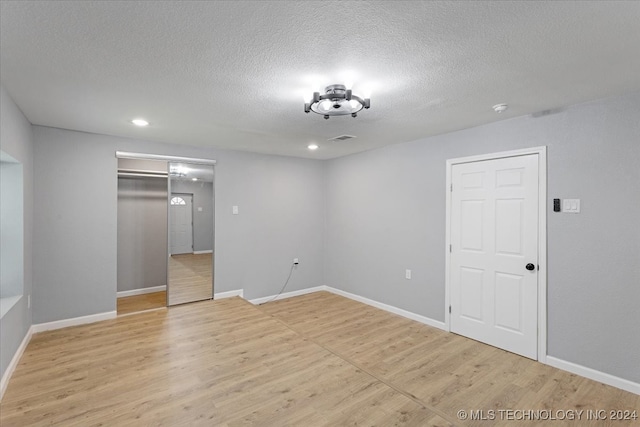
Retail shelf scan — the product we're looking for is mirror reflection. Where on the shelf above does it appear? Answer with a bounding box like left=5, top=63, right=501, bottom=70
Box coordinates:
left=168, top=162, right=214, bottom=305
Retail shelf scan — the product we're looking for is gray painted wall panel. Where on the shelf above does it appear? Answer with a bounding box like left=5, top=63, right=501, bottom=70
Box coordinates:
left=325, top=91, right=640, bottom=383
left=0, top=161, right=23, bottom=297
left=0, top=85, right=34, bottom=379
left=32, top=126, right=325, bottom=323
left=117, top=176, right=168, bottom=292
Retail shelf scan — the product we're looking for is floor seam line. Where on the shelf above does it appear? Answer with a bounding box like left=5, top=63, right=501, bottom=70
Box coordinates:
left=255, top=303, right=463, bottom=427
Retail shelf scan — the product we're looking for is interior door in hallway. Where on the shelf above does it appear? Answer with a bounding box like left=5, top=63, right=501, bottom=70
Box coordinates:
left=170, top=193, right=193, bottom=255
left=450, top=154, right=539, bottom=359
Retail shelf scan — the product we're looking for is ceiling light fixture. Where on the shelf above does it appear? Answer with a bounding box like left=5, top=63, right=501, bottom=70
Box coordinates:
left=192, top=178, right=198, bottom=181
left=305, top=84, right=370, bottom=119
left=131, top=118, right=149, bottom=126
left=307, top=143, right=319, bottom=150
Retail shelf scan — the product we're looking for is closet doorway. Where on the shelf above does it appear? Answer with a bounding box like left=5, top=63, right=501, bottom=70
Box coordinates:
left=117, top=158, right=168, bottom=315
left=116, top=152, right=216, bottom=315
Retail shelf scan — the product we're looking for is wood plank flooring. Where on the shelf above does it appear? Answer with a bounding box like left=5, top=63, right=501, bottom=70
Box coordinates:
left=169, top=253, right=213, bottom=305
left=1, top=291, right=637, bottom=426
left=117, top=291, right=166, bottom=315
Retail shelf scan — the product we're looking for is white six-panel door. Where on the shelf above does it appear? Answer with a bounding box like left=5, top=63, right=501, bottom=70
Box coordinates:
left=450, top=154, right=539, bottom=359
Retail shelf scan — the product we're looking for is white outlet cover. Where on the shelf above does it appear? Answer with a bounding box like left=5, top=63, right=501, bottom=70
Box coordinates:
left=232, top=205, right=239, bottom=215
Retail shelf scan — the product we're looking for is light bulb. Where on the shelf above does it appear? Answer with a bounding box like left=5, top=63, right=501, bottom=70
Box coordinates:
left=131, top=119, right=149, bottom=126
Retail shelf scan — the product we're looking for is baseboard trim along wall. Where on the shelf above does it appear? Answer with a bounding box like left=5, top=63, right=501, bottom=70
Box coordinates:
left=31, top=311, right=117, bottom=334
left=246, top=285, right=446, bottom=331
left=214, top=289, right=244, bottom=299
left=117, top=286, right=166, bottom=298
left=545, top=356, right=640, bottom=395
left=248, top=286, right=326, bottom=305
left=325, top=287, right=448, bottom=331
left=0, top=325, right=34, bottom=401
left=193, top=250, right=213, bottom=255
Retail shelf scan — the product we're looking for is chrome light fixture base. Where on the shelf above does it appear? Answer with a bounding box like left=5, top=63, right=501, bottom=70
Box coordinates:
left=305, top=84, right=370, bottom=119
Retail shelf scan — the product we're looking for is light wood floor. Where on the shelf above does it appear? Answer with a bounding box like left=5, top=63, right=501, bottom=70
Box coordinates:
left=117, top=291, right=166, bottom=315
left=169, top=253, right=213, bottom=305
left=1, top=292, right=637, bottom=426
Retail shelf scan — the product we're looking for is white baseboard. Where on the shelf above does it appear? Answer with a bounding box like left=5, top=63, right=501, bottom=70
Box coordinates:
left=325, top=287, right=447, bottom=331
left=0, top=325, right=34, bottom=401
left=546, top=356, right=640, bottom=395
left=117, top=286, right=166, bottom=298
left=31, top=311, right=117, bottom=334
left=249, top=286, right=326, bottom=305
left=214, top=289, right=244, bottom=300
left=249, top=285, right=447, bottom=331
left=193, top=250, right=213, bottom=255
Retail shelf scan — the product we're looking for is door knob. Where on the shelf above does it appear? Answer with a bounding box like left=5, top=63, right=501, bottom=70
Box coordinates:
left=526, top=263, right=536, bottom=271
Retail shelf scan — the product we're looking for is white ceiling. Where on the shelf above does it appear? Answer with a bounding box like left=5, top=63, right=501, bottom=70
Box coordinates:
left=1, top=1, right=639, bottom=160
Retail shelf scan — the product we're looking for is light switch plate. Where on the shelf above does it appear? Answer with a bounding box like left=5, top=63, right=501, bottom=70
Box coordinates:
left=232, top=205, right=239, bottom=215
left=563, top=199, right=581, bottom=213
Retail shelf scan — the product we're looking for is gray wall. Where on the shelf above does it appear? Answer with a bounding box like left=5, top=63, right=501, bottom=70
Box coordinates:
left=325, top=91, right=640, bottom=383
left=171, top=180, right=214, bottom=252
left=0, top=160, right=23, bottom=297
left=0, top=85, right=34, bottom=380
left=32, top=126, right=325, bottom=323
left=117, top=176, right=168, bottom=292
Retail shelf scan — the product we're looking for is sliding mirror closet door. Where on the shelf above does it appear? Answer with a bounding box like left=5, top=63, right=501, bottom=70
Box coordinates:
left=168, top=162, right=215, bottom=305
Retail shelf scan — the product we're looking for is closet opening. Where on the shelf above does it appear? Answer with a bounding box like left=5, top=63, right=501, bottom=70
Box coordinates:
left=116, top=152, right=216, bottom=315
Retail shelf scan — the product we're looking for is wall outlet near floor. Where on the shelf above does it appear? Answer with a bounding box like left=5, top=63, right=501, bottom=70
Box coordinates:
left=405, top=269, right=412, bottom=280
left=293, top=258, right=299, bottom=264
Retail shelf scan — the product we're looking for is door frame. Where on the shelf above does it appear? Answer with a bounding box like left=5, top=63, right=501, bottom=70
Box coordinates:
left=444, top=146, right=547, bottom=362
left=115, top=151, right=216, bottom=309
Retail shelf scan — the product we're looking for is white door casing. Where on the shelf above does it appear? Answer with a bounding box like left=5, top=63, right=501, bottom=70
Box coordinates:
left=446, top=148, right=547, bottom=361
left=170, top=194, right=193, bottom=255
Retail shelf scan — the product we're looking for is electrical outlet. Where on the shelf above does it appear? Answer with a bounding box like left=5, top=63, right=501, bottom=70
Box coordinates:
left=293, top=258, right=299, bottom=264
left=405, top=269, right=412, bottom=280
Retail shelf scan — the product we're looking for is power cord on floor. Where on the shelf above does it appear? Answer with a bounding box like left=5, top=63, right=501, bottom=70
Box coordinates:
left=260, top=261, right=297, bottom=305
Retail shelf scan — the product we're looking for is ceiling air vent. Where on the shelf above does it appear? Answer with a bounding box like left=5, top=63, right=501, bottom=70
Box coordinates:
left=328, top=135, right=357, bottom=142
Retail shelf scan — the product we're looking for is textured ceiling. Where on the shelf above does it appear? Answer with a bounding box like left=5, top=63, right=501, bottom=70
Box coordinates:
left=1, top=1, right=639, bottom=159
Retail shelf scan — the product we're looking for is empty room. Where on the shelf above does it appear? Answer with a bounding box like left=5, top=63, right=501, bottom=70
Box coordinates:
left=0, top=1, right=639, bottom=426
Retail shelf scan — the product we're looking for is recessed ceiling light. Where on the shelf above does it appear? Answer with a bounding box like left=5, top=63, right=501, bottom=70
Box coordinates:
left=492, top=104, right=508, bottom=114
left=131, top=118, right=149, bottom=126
left=308, top=144, right=319, bottom=150
left=192, top=178, right=198, bottom=181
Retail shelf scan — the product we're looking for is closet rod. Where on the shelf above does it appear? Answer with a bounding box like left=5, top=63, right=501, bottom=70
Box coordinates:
left=118, top=172, right=168, bottom=178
